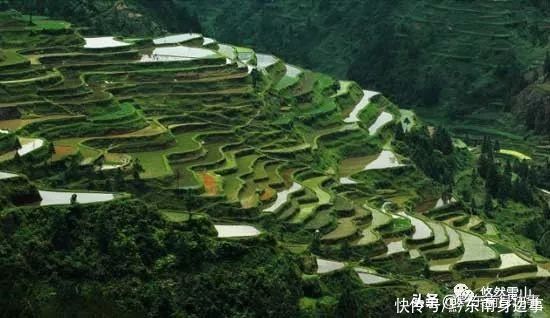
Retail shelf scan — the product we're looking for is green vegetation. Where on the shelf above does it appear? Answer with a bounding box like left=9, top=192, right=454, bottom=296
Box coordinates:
left=5, top=1, right=550, bottom=137
left=1, top=9, right=549, bottom=317
left=498, top=149, right=532, bottom=161
left=0, top=200, right=303, bottom=317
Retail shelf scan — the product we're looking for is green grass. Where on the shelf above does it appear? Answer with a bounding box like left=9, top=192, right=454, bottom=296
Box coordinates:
left=358, top=100, right=381, bottom=125
left=161, top=210, right=190, bottom=222
left=29, top=19, right=70, bottom=30
left=321, top=217, right=357, bottom=242
left=498, top=149, right=532, bottom=160
left=379, top=217, right=412, bottom=235
left=274, top=75, right=300, bottom=91
left=129, top=130, right=203, bottom=179
left=171, top=139, right=232, bottom=188
left=90, top=103, right=138, bottom=122
left=304, top=208, right=335, bottom=230
left=221, top=153, right=259, bottom=202
left=0, top=49, right=27, bottom=68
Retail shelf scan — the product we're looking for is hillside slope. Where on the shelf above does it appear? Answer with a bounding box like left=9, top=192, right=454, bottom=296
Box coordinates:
left=6, top=0, right=550, bottom=135
left=182, top=0, right=550, bottom=127
left=1, top=9, right=550, bottom=316
left=0, top=0, right=201, bottom=35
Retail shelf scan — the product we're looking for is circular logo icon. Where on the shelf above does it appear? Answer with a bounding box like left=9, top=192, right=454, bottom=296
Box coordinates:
left=454, top=283, right=474, bottom=302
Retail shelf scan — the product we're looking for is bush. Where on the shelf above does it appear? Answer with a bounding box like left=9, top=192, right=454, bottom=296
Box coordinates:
left=0, top=199, right=304, bottom=317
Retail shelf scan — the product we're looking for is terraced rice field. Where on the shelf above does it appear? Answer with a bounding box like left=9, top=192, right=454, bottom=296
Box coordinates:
left=264, top=182, right=302, bottom=212
left=38, top=190, right=114, bottom=206
left=355, top=268, right=391, bottom=285
left=425, top=221, right=448, bottom=247
left=397, top=212, right=433, bottom=241
left=343, top=90, right=379, bottom=123
left=355, top=207, right=392, bottom=246
left=363, top=150, right=405, bottom=170
left=399, top=109, right=415, bottom=132
left=0, top=171, right=17, bottom=179
left=384, top=239, right=406, bottom=256
left=153, top=33, right=202, bottom=45
left=368, top=112, right=393, bottom=135
left=84, top=37, right=131, bottom=49
left=141, top=46, right=219, bottom=62
left=18, top=137, right=44, bottom=156
left=338, top=177, right=358, bottom=185
left=498, top=253, right=530, bottom=270
left=454, top=230, right=499, bottom=267
left=316, top=258, right=345, bottom=274
left=222, top=153, right=259, bottom=203
left=1, top=12, right=548, bottom=304
left=214, top=225, right=261, bottom=238
left=290, top=176, right=331, bottom=224
left=256, top=54, right=278, bottom=69
left=275, top=64, right=303, bottom=90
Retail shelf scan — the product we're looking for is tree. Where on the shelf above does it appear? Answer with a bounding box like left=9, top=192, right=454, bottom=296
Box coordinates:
left=14, top=137, right=21, bottom=150
left=336, top=287, right=364, bottom=318
left=485, top=161, right=500, bottom=196
left=113, top=168, right=125, bottom=190
left=421, top=73, right=443, bottom=107
left=22, top=0, right=35, bottom=25
left=481, top=136, right=492, bottom=154
left=512, top=178, right=532, bottom=205
left=493, top=139, right=501, bottom=152
left=70, top=193, right=77, bottom=205
left=544, top=51, right=550, bottom=79
left=484, top=194, right=493, bottom=212
left=536, top=232, right=550, bottom=258
left=433, top=126, right=453, bottom=155
left=393, top=123, right=404, bottom=140
left=310, top=230, right=321, bottom=253
left=340, top=240, right=351, bottom=258
left=470, top=197, right=478, bottom=214
left=132, top=159, right=144, bottom=181
left=543, top=204, right=550, bottom=219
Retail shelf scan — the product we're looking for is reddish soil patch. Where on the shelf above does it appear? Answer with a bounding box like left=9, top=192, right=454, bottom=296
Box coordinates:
left=54, top=145, right=75, bottom=155
left=201, top=172, right=218, bottom=196
left=280, top=168, right=294, bottom=184
left=415, top=198, right=438, bottom=213
left=339, top=154, right=377, bottom=176
left=52, top=145, right=76, bottom=161
left=260, top=187, right=276, bottom=201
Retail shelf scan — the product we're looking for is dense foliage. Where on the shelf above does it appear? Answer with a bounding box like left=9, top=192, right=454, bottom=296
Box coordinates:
left=0, top=200, right=304, bottom=317
left=0, top=0, right=201, bottom=35
left=394, top=126, right=458, bottom=184
left=0, top=175, right=40, bottom=207
left=477, top=137, right=537, bottom=205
